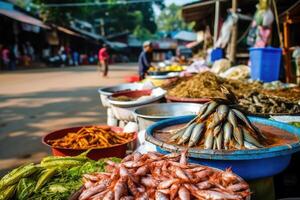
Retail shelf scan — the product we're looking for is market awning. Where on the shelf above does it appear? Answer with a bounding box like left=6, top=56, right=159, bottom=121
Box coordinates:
left=0, top=9, right=50, bottom=29
left=174, top=31, right=197, bottom=42
left=182, top=0, right=228, bottom=23
left=57, top=26, right=84, bottom=38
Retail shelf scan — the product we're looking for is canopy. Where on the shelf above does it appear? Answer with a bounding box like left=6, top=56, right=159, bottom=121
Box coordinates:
left=0, top=9, right=49, bottom=29
left=174, top=31, right=197, bottom=42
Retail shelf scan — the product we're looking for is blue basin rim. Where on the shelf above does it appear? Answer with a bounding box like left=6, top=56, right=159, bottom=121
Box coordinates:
left=146, top=115, right=300, bottom=160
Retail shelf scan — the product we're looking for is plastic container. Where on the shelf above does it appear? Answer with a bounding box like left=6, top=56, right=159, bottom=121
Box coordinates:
left=146, top=115, right=300, bottom=180
left=211, top=48, right=224, bottom=62
left=43, top=126, right=137, bottom=160
left=249, top=47, right=282, bottom=82
left=98, top=83, right=144, bottom=107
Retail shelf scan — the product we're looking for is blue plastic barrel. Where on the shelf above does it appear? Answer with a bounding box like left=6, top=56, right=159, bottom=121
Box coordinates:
left=249, top=47, right=282, bottom=82
left=211, top=48, right=224, bottom=62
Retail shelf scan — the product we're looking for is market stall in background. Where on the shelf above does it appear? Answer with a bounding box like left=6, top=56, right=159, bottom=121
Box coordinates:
left=1, top=0, right=300, bottom=200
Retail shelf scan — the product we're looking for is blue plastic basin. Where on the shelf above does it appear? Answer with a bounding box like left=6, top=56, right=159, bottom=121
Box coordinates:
left=146, top=115, right=300, bottom=180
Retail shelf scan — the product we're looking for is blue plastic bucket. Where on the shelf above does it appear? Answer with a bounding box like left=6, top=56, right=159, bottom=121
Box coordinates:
left=211, top=48, right=224, bottom=62
left=249, top=47, right=282, bottom=82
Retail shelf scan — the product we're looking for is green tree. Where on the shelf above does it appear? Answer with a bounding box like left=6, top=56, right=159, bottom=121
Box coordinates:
left=156, top=3, right=194, bottom=32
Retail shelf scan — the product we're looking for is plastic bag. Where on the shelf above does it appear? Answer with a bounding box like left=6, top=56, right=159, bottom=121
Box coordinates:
left=215, top=14, right=238, bottom=48
left=262, top=9, right=274, bottom=27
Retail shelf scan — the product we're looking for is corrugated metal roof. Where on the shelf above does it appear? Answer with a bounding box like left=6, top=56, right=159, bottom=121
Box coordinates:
left=0, top=9, right=49, bottom=29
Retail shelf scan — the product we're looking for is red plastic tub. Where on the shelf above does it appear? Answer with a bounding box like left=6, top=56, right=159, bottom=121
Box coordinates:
left=42, top=126, right=137, bottom=160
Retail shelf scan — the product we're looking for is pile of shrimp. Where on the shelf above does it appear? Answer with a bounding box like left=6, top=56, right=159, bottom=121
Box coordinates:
left=78, top=151, right=250, bottom=200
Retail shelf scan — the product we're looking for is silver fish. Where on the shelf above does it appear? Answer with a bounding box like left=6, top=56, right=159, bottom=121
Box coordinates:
left=232, top=108, right=257, bottom=132
left=223, top=122, right=233, bottom=150
left=199, top=101, right=218, bottom=120
left=213, top=124, right=222, bottom=137
left=188, top=123, right=205, bottom=147
left=216, top=130, right=223, bottom=150
left=242, top=128, right=264, bottom=148
left=244, top=141, right=258, bottom=149
left=207, top=113, right=221, bottom=130
left=169, top=129, right=185, bottom=142
left=227, top=110, right=238, bottom=128
left=233, top=126, right=244, bottom=147
left=198, top=103, right=209, bottom=116
left=204, top=130, right=214, bottom=149
left=178, top=123, right=196, bottom=145
left=216, top=105, right=229, bottom=121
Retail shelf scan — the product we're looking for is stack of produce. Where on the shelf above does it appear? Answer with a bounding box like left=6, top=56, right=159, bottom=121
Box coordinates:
left=79, top=151, right=250, bottom=200
left=168, top=100, right=266, bottom=150
left=0, top=152, right=119, bottom=200
left=47, top=126, right=135, bottom=149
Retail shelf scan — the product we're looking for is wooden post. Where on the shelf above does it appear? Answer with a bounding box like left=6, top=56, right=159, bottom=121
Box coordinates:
left=213, top=0, right=220, bottom=44
left=283, top=15, right=292, bottom=82
left=229, top=0, right=237, bottom=63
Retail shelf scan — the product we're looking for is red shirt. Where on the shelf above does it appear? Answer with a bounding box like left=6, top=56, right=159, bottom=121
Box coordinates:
left=98, top=48, right=109, bottom=61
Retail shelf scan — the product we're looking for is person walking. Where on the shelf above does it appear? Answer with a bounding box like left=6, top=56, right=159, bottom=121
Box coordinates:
left=138, top=41, right=153, bottom=80
left=1, top=46, right=10, bottom=70
left=98, top=44, right=109, bottom=77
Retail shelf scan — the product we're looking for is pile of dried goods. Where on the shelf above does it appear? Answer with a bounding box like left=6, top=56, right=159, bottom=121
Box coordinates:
left=166, top=72, right=262, bottom=99
left=47, top=126, right=135, bottom=149
left=239, top=92, right=300, bottom=114
left=79, top=151, right=250, bottom=200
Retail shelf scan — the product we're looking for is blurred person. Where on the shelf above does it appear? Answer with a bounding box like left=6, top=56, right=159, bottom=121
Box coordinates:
left=138, top=41, right=153, bottom=80
left=27, top=42, right=35, bottom=61
left=9, top=46, right=16, bottom=70
left=1, top=46, right=10, bottom=69
left=72, top=50, right=79, bottom=66
left=98, top=44, right=109, bottom=77
left=58, top=46, right=67, bottom=67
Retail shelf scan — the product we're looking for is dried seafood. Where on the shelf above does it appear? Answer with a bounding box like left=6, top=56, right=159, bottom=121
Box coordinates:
left=79, top=151, right=250, bottom=200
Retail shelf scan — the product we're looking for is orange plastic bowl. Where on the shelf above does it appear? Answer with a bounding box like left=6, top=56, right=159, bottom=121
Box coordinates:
left=42, top=126, right=137, bottom=160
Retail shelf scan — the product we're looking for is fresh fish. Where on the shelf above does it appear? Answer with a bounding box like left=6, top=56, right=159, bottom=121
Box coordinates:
left=216, top=130, right=223, bottom=150
left=232, top=108, right=257, bottom=132
left=227, top=182, right=249, bottom=192
left=170, top=184, right=180, bottom=200
left=244, top=141, right=258, bottom=149
left=227, top=111, right=238, bottom=128
left=204, top=130, right=214, bottom=149
left=207, top=113, right=221, bottom=130
left=114, top=177, right=127, bottom=200
left=180, top=149, right=188, bottom=165
left=103, top=191, right=114, bottom=200
left=135, top=165, right=149, bottom=176
left=242, top=128, right=263, bottom=148
left=199, top=101, right=218, bottom=120
left=223, top=122, right=233, bottom=150
left=233, top=127, right=244, bottom=147
left=175, top=167, right=190, bottom=181
left=198, top=103, right=209, bottom=116
left=120, top=196, right=134, bottom=200
left=158, top=179, right=180, bottom=189
left=178, top=186, right=190, bottom=200
left=216, top=105, right=229, bottom=122
left=178, top=123, right=196, bottom=145
left=213, top=138, right=217, bottom=150
left=213, top=124, right=222, bottom=137
left=169, top=129, right=185, bottom=142
left=155, top=191, right=169, bottom=200
left=188, top=123, right=205, bottom=147
left=196, top=181, right=212, bottom=190
left=79, top=179, right=111, bottom=200
left=141, top=177, right=158, bottom=188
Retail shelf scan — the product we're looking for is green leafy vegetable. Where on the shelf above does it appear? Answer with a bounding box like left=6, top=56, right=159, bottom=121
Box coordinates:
left=16, top=178, right=36, bottom=200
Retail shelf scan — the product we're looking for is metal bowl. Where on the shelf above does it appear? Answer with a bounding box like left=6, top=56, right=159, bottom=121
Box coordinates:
left=134, top=103, right=202, bottom=130
left=98, top=83, right=144, bottom=107
left=146, top=115, right=300, bottom=180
